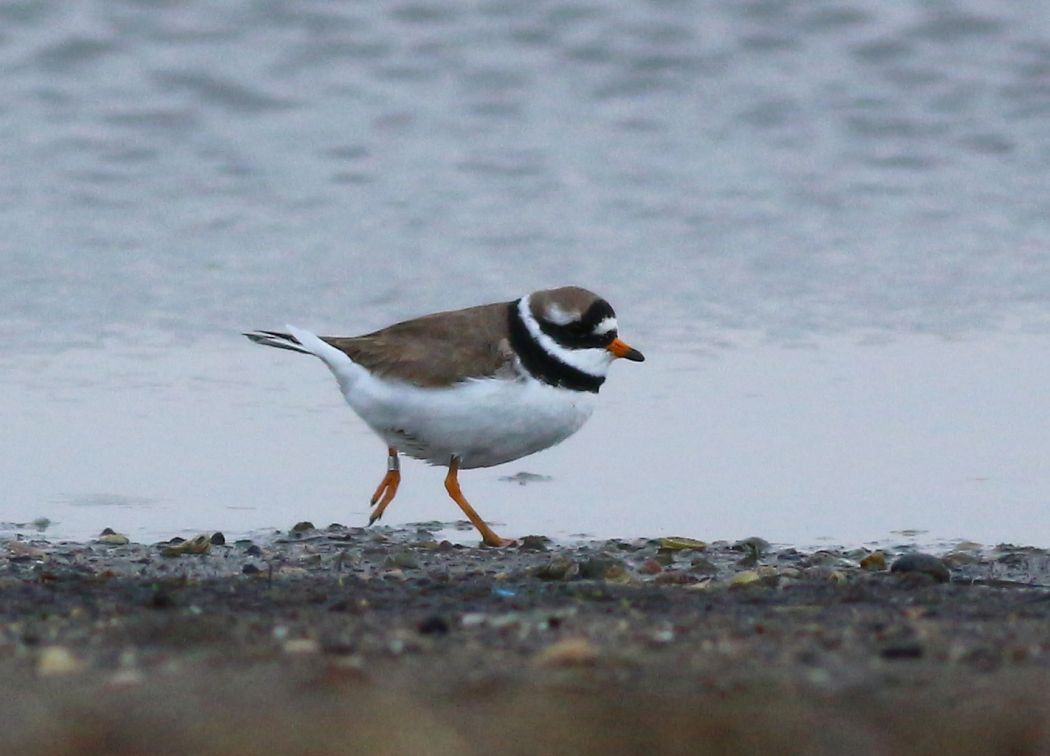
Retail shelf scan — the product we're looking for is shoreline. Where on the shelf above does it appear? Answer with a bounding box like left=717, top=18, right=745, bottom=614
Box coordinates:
left=2, top=525, right=1048, bottom=754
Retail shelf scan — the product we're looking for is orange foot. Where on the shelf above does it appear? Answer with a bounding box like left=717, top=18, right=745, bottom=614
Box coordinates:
left=481, top=536, right=518, bottom=548
left=368, top=448, right=400, bottom=525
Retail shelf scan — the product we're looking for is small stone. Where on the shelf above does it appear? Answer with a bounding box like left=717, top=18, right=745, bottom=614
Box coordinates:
left=6, top=542, right=45, bottom=560
left=417, top=615, right=450, bottom=635
left=37, top=646, right=84, bottom=676
left=210, top=532, right=226, bottom=545
left=689, top=557, right=718, bottom=575
left=729, top=570, right=762, bottom=588
left=943, top=550, right=979, bottom=567
left=880, top=642, right=924, bottom=660
left=578, top=557, right=626, bottom=580
left=244, top=544, right=263, bottom=556
left=649, top=627, right=675, bottom=644
left=638, top=559, right=663, bottom=575
left=97, top=530, right=130, bottom=545
left=652, top=550, right=675, bottom=566
left=517, top=535, right=550, bottom=552
left=533, top=638, right=599, bottom=668
left=291, top=521, right=316, bottom=533
left=283, top=638, right=321, bottom=655
left=755, top=565, right=781, bottom=586
left=535, top=557, right=577, bottom=581
left=603, top=563, right=631, bottom=583
left=859, top=552, right=887, bottom=571
left=242, top=564, right=261, bottom=575
left=890, top=553, right=950, bottom=583
left=161, top=535, right=211, bottom=557
left=659, top=537, right=707, bottom=551
left=732, top=537, right=771, bottom=557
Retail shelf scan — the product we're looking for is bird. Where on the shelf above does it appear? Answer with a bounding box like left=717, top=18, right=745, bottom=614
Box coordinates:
left=244, top=286, right=644, bottom=547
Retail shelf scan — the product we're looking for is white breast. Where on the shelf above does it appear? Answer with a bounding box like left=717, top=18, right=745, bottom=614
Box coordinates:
left=284, top=325, right=597, bottom=469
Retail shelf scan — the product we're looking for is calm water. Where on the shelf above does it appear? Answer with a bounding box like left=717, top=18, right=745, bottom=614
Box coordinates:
left=2, top=1, right=1049, bottom=546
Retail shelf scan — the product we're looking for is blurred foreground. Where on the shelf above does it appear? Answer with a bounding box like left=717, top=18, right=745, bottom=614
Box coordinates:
left=1, top=526, right=1047, bottom=755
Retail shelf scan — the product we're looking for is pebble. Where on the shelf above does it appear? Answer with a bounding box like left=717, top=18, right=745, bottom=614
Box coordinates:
left=535, top=557, right=577, bottom=580
left=283, top=638, right=321, bottom=654
left=517, top=535, right=550, bottom=552
left=417, top=615, right=450, bottom=635
left=654, top=571, right=698, bottom=585
left=97, top=528, right=130, bottom=546
left=659, top=537, right=707, bottom=552
left=880, top=642, right=924, bottom=660
left=942, top=551, right=979, bottom=567
left=638, top=559, right=663, bottom=575
left=729, top=570, right=762, bottom=588
left=533, top=638, right=599, bottom=668
left=161, top=535, right=211, bottom=557
left=578, top=557, right=625, bottom=580
left=6, top=542, right=45, bottom=560
left=890, top=553, right=950, bottom=583
left=859, top=552, right=887, bottom=571
left=689, top=557, right=718, bottom=575
left=732, top=537, right=771, bottom=557
left=291, top=521, right=316, bottom=533
left=37, top=646, right=84, bottom=676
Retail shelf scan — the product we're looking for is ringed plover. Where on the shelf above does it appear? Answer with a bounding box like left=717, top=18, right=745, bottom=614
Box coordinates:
left=245, top=286, right=644, bottom=546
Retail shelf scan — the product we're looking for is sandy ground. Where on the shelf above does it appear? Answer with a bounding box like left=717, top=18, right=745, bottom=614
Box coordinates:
left=1, top=523, right=1048, bottom=755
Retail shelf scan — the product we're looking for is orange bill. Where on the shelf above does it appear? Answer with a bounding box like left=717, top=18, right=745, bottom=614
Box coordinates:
left=607, top=338, right=645, bottom=362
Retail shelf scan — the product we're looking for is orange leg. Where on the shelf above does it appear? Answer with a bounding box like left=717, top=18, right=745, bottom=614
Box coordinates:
left=368, top=447, right=401, bottom=525
left=444, top=456, right=515, bottom=548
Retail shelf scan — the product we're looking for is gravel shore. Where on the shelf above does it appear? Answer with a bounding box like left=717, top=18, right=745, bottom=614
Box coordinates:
left=2, top=524, right=1048, bottom=755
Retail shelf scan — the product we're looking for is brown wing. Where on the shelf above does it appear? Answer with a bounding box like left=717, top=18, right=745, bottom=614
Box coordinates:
left=321, top=300, right=518, bottom=387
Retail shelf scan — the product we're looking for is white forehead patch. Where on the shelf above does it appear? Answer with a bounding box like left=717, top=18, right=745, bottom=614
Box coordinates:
left=592, top=317, right=618, bottom=336
left=544, top=303, right=579, bottom=326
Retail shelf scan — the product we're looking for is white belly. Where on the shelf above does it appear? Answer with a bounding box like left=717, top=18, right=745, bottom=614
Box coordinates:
left=280, top=325, right=597, bottom=469
left=345, top=371, right=596, bottom=469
